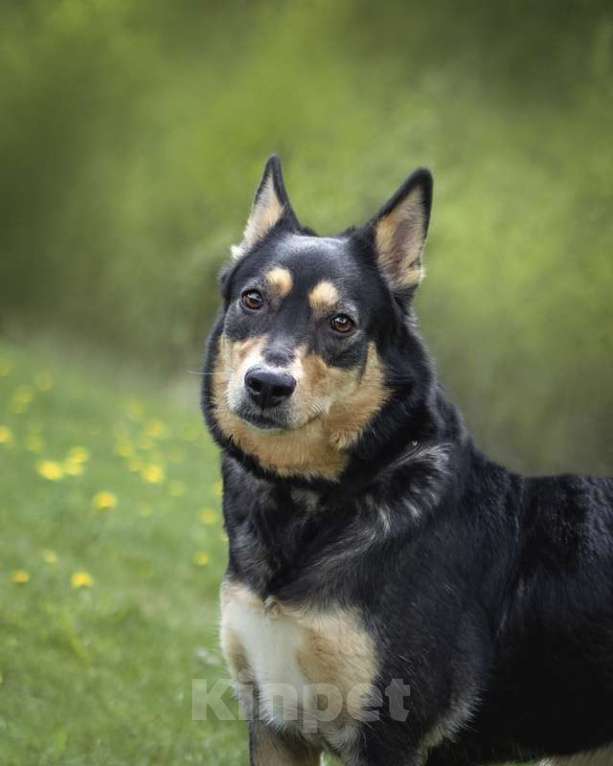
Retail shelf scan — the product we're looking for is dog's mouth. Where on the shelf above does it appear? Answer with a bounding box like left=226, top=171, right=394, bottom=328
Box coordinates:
left=234, top=402, right=322, bottom=433
left=236, top=404, right=292, bottom=431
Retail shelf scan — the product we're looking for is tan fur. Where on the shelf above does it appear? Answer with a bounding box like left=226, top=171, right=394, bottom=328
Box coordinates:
left=234, top=174, right=285, bottom=258
left=220, top=580, right=377, bottom=752
left=250, top=722, right=321, bottom=766
left=308, top=280, right=339, bottom=315
left=265, top=267, right=294, bottom=299
left=211, top=338, right=389, bottom=479
left=296, top=612, right=378, bottom=722
left=223, top=627, right=251, bottom=679
left=375, top=186, right=427, bottom=288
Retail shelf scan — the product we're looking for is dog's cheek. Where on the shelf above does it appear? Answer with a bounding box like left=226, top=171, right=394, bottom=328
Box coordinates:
left=324, top=343, right=390, bottom=449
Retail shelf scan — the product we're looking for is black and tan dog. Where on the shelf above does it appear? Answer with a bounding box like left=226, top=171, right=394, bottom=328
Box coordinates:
left=201, top=157, right=613, bottom=765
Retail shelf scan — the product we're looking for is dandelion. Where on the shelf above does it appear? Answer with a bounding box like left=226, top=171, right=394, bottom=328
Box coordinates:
left=37, top=460, right=64, bottom=481
left=168, top=480, right=186, bottom=497
left=0, top=425, right=14, bottom=446
left=142, top=464, right=165, bottom=484
left=11, top=569, right=30, bottom=584
left=145, top=419, right=166, bottom=439
left=68, top=446, right=89, bottom=463
left=63, top=447, right=88, bottom=476
left=63, top=459, right=84, bottom=476
left=42, top=549, right=58, bottom=565
left=25, top=433, right=44, bottom=453
left=93, top=491, right=117, bottom=511
left=115, top=441, right=133, bottom=458
left=193, top=552, right=210, bottom=567
left=35, top=371, right=54, bottom=391
left=200, top=509, right=217, bottom=525
left=71, top=571, right=94, bottom=589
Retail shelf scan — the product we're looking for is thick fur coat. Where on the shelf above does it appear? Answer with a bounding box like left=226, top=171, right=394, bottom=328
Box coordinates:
left=201, top=157, right=613, bottom=766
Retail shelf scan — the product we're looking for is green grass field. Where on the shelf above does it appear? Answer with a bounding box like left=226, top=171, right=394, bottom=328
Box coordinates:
left=0, top=337, right=250, bottom=765
left=0, top=337, right=530, bottom=765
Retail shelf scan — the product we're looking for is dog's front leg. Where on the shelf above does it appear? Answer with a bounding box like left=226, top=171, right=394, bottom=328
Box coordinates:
left=248, top=721, right=321, bottom=766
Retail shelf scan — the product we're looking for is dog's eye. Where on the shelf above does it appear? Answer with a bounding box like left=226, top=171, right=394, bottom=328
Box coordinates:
left=330, top=314, right=354, bottom=334
left=241, top=289, right=264, bottom=311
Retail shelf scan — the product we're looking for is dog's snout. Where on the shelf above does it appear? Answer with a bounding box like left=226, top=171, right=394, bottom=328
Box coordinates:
left=245, top=368, right=296, bottom=409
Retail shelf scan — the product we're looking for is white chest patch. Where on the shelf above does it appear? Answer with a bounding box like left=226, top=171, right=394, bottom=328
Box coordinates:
left=220, top=580, right=377, bottom=749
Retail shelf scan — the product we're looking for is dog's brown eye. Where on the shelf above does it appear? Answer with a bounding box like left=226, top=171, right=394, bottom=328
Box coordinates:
left=241, top=289, right=264, bottom=311
left=330, top=314, right=354, bottom=334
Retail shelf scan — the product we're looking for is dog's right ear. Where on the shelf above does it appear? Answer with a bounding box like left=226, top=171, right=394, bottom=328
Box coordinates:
left=231, top=156, right=297, bottom=260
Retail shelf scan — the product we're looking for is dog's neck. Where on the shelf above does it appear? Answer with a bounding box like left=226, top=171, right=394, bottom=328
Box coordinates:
left=220, top=383, right=470, bottom=600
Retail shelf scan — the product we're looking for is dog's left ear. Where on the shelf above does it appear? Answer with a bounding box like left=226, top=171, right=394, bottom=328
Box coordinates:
left=231, top=155, right=297, bottom=260
left=369, top=168, right=433, bottom=293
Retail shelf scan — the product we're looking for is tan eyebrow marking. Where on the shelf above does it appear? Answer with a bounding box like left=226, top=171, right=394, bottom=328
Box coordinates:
left=308, top=280, right=339, bottom=314
left=265, top=267, right=293, bottom=299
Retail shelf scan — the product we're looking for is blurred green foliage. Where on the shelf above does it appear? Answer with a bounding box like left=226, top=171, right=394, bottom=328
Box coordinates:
left=1, top=0, right=613, bottom=474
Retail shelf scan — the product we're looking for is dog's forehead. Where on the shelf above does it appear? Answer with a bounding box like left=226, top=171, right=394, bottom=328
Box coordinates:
left=263, top=232, right=360, bottom=287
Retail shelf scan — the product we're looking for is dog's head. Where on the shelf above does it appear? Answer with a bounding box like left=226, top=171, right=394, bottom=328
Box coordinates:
left=203, top=156, right=433, bottom=480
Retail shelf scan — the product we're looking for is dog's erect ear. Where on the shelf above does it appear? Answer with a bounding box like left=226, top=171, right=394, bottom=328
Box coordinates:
left=231, top=155, right=297, bottom=260
left=370, top=168, right=433, bottom=293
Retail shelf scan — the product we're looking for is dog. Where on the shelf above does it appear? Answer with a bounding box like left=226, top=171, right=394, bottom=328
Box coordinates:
left=201, top=156, right=613, bottom=765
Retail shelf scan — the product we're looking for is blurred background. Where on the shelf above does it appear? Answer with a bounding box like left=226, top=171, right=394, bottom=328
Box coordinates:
left=2, top=0, right=613, bottom=472
left=1, top=2, right=613, bottom=762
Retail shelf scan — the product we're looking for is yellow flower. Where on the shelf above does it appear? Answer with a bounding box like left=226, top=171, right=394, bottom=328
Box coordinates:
left=63, top=459, right=84, bottom=476
left=68, top=446, right=89, bottom=463
left=71, top=571, right=94, bottom=589
left=0, top=425, right=14, bottom=446
left=35, top=371, right=54, bottom=391
left=115, top=441, right=134, bottom=458
left=193, top=552, right=210, bottom=567
left=213, top=480, right=223, bottom=499
left=93, top=491, right=117, bottom=511
left=25, top=433, right=44, bottom=453
left=11, top=569, right=30, bottom=584
left=142, top=464, right=165, bottom=484
left=168, top=480, right=186, bottom=497
left=42, top=549, right=58, bottom=565
left=144, top=419, right=166, bottom=439
left=200, top=509, right=217, bottom=525
left=37, top=460, right=64, bottom=481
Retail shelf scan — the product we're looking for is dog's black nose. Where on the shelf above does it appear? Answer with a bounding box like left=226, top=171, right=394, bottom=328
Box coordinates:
left=244, top=368, right=296, bottom=409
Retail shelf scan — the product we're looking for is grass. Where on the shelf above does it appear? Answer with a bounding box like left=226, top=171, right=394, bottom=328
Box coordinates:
left=0, top=335, right=531, bottom=765
left=0, top=337, right=247, bottom=765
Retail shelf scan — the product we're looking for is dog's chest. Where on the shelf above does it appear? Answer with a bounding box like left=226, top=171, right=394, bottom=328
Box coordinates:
left=220, top=580, right=377, bottom=745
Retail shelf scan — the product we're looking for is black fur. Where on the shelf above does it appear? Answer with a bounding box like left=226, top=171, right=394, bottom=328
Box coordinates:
left=202, top=158, right=613, bottom=765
